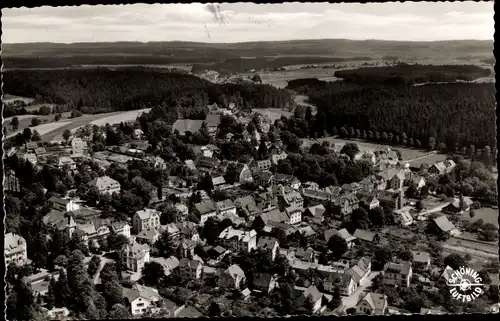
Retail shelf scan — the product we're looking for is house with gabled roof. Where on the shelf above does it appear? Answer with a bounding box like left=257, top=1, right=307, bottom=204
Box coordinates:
left=431, top=215, right=461, bottom=237
left=443, top=196, right=474, bottom=214
left=234, top=195, right=261, bottom=218
left=177, top=258, right=203, bottom=280
left=49, top=196, right=80, bottom=213
left=253, top=273, right=277, bottom=294
left=123, top=284, right=163, bottom=316
left=218, top=264, right=246, bottom=289
left=133, top=208, right=160, bottom=234
left=340, top=257, right=371, bottom=296
left=172, top=119, right=205, bottom=136
left=194, top=200, right=217, bottom=224
left=383, top=261, right=412, bottom=288
left=285, top=205, right=302, bottom=225
left=411, top=251, right=431, bottom=271
left=122, top=241, right=150, bottom=273
left=5, top=233, right=28, bottom=266
left=294, top=285, right=323, bottom=314
left=88, top=176, right=121, bottom=195
left=218, top=227, right=257, bottom=253
left=353, top=229, right=380, bottom=244
left=358, top=194, right=380, bottom=210
left=356, top=292, right=388, bottom=315
left=305, top=204, right=326, bottom=223
left=256, top=236, right=279, bottom=261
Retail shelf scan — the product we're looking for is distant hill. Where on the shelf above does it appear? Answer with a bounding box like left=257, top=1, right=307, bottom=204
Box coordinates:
left=2, top=39, right=493, bottom=70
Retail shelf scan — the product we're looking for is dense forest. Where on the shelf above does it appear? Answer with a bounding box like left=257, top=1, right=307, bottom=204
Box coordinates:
left=3, top=69, right=293, bottom=114
left=334, top=64, right=491, bottom=85
left=287, top=78, right=496, bottom=150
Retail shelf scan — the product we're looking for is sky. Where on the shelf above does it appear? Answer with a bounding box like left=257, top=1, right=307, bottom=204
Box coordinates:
left=1, top=2, right=494, bottom=43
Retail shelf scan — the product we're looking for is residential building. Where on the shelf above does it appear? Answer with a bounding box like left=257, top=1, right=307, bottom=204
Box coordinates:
left=218, top=264, right=246, bottom=289
left=411, top=251, right=431, bottom=271
left=256, top=237, right=279, bottom=261
left=57, top=156, right=77, bottom=170
left=136, top=227, right=161, bottom=247
left=305, top=204, right=326, bottom=223
left=200, top=144, right=219, bottom=158
left=254, top=159, right=272, bottom=171
left=271, top=151, right=288, bottom=165
left=25, top=141, right=39, bottom=152
left=356, top=292, right=388, bottom=315
left=194, top=200, right=217, bottom=224
left=253, top=273, right=277, bottom=293
left=49, top=196, right=81, bottom=212
left=295, top=285, right=323, bottom=314
left=383, top=261, right=413, bottom=288
left=178, top=258, right=203, bottom=279
left=205, top=113, right=220, bottom=136
left=218, top=227, right=257, bottom=253
left=111, top=221, right=131, bottom=238
left=123, top=284, right=162, bottom=316
left=358, top=194, right=380, bottom=210
left=272, top=173, right=301, bottom=190
left=394, top=207, right=414, bottom=226
left=133, top=209, right=161, bottom=234
left=407, top=175, right=426, bottom=190
left=285, top=205, right=302, bottom=225
left=443, top=196, right=474, bottom=214
left=212, top=175, right=226, bottom=188
left=88, top=176, right=121, bottom=195
left=42, top=211, right=78, bottom=240
left=5, top=233, right=28, bottom=266
left=234, top=195, right=261, bottom=218
left=336, top=228, right=357, bottom=249
left=279, top=187, right=304, bottom=210
left=215, top=199, right=237, bottom=216
left=431, top=215, right=461, bottom=237
left=429, top=160, right=456, bottom=176
left=353, top=229, right=380, bottom=245
left=256, top=191, right=279, bottom=213
left=341, top=257, right=372, bottom=295
left=257, top=209, right=289, bottom=226
left=5, top=169, right=21, bottom=193
left=150, top=256, right=180, bottom=277
left=71, top=138, right=88, bottom=155
left=122, top=241, right=151, bottom=273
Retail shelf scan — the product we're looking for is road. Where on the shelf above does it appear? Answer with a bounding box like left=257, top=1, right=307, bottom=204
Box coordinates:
left=402, top=151, right=438, bottom=162
left=339, top=271, right=381, bottom=311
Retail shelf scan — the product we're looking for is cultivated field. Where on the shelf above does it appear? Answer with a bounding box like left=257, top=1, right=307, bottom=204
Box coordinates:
left=301, top=137, right=446, bottom=163
left=237, top=67, right=342, bottom=88
left=253, top=108, right=294, bottom=122
left=83, top=108, right=151, bottom=128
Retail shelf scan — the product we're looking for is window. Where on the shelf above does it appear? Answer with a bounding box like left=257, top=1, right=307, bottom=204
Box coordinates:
left=137, top=303, right=145, bottom=307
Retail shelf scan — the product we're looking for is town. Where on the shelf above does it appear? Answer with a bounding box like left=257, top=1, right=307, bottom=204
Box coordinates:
left=4, top=97, right=499, bottom=319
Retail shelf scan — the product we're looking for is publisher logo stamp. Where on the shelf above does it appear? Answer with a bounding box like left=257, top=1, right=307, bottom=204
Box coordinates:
left=446, top=266, right=484, bottom=302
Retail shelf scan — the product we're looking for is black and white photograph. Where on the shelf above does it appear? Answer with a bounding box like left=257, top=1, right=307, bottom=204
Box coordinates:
left=2, top=1, right=498, bottom=320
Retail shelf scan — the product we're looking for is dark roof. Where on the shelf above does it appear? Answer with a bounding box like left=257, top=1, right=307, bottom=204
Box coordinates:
left=353, top=229, right=377, bottom=242
left=253, top=273, right=274, bottom=287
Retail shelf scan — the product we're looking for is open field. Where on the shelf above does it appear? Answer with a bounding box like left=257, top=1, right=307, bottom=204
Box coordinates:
left=41, top=108, right=151, bottom=142
left=253, top=108, right=294, bottom=122
left=3, top=94, right=35, bottom=104
left=4, top=112, right=73, bottom=137
left=301, top=137, right=447, bottom=163
left=460, top=207, right=499, bottom=228
left=445, top=235, right=498, bottom=256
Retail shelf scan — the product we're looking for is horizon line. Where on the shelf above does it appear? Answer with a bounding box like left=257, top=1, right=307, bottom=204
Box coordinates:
left=2, top=38, right=494, bottom=45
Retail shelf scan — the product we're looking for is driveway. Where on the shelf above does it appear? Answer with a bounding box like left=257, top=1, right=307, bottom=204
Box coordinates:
left=340, top=271, right=380, bottom=311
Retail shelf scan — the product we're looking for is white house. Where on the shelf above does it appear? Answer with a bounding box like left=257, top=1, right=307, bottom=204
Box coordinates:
left=256, top=237, right=279, bottom=261
left=218, top=227, right=257, bottom=253
left=215, top=199, right=237, bottom=216
left=122, top=241, right=151, bottom=273
left=133, top=209, right=161, bottom=234
left=88, top=176, right=121, bottom=195
left=48, top=196, right=80, bottom=212
left=285, top=205, right=302, bottom=225
left=177, top=258, right=203, bottom=280
left=194, top=200, right=217, bottom=224
left=123, top=284, right=162, bottom=316
left=111, top=221, right=131, bottom=238
left=356, top=292, right=388, bottom=315
left=5, top=233, right=28, bottom=266
left=383, top=261, right=412, bottom=288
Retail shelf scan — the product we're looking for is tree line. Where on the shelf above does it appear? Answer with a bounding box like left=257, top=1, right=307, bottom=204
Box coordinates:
left=286, top=78, right=496, bottom=154
left=3, top=69, right=293, bottom=114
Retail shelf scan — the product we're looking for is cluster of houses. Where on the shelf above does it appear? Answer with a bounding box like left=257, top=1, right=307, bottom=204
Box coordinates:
left=6, top=103, right=489, bottom=318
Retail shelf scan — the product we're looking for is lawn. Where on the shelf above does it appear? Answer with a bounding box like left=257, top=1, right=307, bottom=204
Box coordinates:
left=253, top=108, right=293, bottom=122
left=301, top=137, right=443, bottom=163
left=42, top=108, right=150, bottom=142
left=461, top=207, right=499, bottom=228
left=3, top=94, right=35, bottom=104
